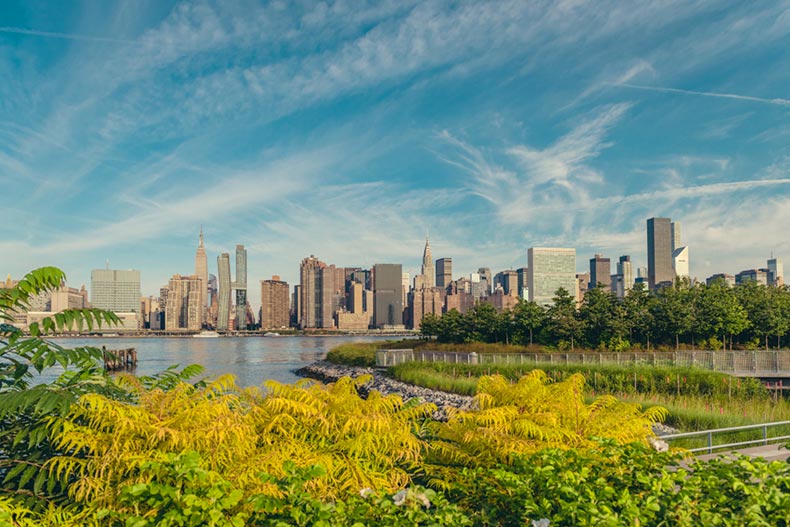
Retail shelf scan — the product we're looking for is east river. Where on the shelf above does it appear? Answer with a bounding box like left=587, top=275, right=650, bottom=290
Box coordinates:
left=48, top=335, right=402, bottom=386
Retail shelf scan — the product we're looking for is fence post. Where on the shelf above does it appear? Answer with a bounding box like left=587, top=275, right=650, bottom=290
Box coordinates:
left=763, top=424, right=768, bottom=445
left=708, top=431, right=713, bottom=454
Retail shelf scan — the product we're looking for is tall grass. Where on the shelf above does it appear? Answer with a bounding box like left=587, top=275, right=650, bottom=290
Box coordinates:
left=389, top=362, right=790, bottom=432
left=391, top=362, right=769, bottom=400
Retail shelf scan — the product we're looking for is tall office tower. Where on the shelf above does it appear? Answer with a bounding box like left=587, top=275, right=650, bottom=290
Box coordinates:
left=421, top=237, right=434, bottom=288
left=165, top=274, right=202, bottom=331
left=194, top=228, right=208, bottom=326
left=528, top=248, right=577, bottom=306
left=516, top=267, right=529, bottom=299
left=402, top=272, right=410, bottom=306
left=435, top=258, right=452, bottom=289
left=373, top=263, right=403, bottom=328
left=321, top=265, right=346, bottom=328
left=216, top=253, right=232, bottom=331
left=234, top=245, right=248, bottom=330
left=207, top=274, right=217, bottom=308
left=478, top=268, right=492, bottom=296
left=409, top=287, right=443, bottom=329
left=494, top=270, right=518, bottom=296
left=671, top=221, right=682, bottom=252
left=589, top=254, right=611, bottom=289
left=470, top=272, right=484, bottom=299
left=614, top=255, right=633, bottom=298
left=647, top=217, right=674, bottom=289
left=90, top=268, right=141, bottom=313
left=292, top=285, right=302, bottom=326
left=260, top=276, right=290, bottom=329
left=299, top=255, right=326, bottom=329
left=672, top=246, right=690, bottom=278
left=767, top=257, right=784, bottom=286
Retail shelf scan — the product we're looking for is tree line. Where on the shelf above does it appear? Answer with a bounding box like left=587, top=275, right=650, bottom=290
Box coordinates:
left=419, top=278, right=790, bottom=351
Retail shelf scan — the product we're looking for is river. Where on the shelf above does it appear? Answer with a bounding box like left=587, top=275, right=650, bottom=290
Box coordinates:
left=47, top=335, right=402, bottom=386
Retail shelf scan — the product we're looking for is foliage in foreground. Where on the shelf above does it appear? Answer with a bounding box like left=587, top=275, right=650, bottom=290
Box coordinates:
left=3, top=442, right=790, bottom=527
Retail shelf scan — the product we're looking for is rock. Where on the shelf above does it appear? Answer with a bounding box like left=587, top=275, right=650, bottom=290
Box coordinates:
left=295, top=361, right=683, bottom=433
left=295, top=361, right=473, bottom=420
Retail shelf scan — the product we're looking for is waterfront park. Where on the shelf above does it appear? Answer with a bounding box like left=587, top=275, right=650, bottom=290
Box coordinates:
left=2, top=268, right=790, bottom=526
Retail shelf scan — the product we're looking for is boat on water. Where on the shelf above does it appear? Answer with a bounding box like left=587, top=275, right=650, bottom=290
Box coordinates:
left=193, top=331, right=220, bottom=338
left=263, top=332, right=281, bottom=337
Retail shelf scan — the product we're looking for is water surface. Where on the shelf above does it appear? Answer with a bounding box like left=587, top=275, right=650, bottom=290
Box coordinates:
left=48, top=335, right=401, bottom=386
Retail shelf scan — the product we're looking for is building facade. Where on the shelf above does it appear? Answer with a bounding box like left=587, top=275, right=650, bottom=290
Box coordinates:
left=589, top=254, right=611, bottom=289
left=260, top=276, right=290, bottom=329
left=164, top=274, right=202, bottom=331
left=436, top=258, right=452, bottom=289
left=647, top=217, right=674, bottom=289
left=90, top=268, right=141, bottom=313
left=216, top=253, right=232, bottom=331
left=194, top=228, right=208, bottom=325
left=528, top=247, right=577, bottom=306
left=373, top=263, right=403, bottom=329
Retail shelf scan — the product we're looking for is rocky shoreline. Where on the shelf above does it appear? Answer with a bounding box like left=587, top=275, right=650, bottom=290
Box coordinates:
left=295, top=361, right=679, bottom=435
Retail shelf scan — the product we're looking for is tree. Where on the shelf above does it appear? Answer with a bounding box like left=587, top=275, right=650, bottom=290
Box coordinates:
left=622, top=283, right=656, bottom=349
left=512, top=299, right=545, bottom=346
left=0, top=267, right=120, bottom=508
left=436, top=309, right=466, bottom=344
left=465, top=303, right=501, bottom=343
left=546, top=288, right=583, bottom=351
left=578, top=286, right=621, bottom=349
left=652, top=279, right=694, bottom=349
left=419, top=313, right=440, bottom=340
left=695, top=280, right=749, bottom=350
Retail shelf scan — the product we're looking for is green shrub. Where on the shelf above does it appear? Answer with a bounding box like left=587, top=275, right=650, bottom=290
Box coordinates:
left=325, top=343, right=379, bottom=366
left=443, top=440, right=790, bottom=527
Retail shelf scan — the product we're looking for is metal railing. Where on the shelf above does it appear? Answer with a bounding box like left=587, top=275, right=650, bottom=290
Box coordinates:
left=375, top=349, right=790, bottom=376
left=662, top=420, right=790, bottom=454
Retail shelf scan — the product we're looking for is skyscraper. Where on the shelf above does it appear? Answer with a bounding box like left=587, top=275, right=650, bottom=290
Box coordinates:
left=516, top=267, right=529, bottom=299
left=299, top=256, right=341, bottom=329
left=217, top=253, right=232, bottom=331
left=373, top=263, right=403, bottom=328
left=614, top=255, right=633, bottom=298
left=165, top=274, right=202, bottom=331
left=528, top=248, right=576, bottom=306
left=672, top=246, right=690, bottom=278
left=90, top=268, right=141, bottom=313
left=478, top=267, right=492, bottom=296
left=421, top=237, right=434, bottom=288
left=768, top=257, right=784, bottom=286
left=260, top=276, right=290, bottom=329
left=194, top=227, right=208, bottom=326
left=671, top=221, right=682, bottom=252
left=436, top=258, right=452, bottom=289
left=234, top=245, right=248, bottom=330
left=589, top=254, right=611, bottom=289
left=647, top=217, right=674, bottom=289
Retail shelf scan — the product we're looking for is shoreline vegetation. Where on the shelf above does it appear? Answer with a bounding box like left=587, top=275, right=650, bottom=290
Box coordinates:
left=3, top=270, right=790, bottom=526
left=324, top=341, right=790, bottom=432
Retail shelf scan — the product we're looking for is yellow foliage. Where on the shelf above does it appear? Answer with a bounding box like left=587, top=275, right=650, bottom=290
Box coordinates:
left=430, top=371, right=667, bottom=467
left=47, top=374, right=435, bottom=511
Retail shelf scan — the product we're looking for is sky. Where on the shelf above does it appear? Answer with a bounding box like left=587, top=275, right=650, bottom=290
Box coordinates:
left=1, top=0, right=789, bottom=306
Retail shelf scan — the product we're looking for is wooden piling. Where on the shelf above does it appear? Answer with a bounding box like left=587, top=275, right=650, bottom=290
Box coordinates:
left=103, top=346, right=138, bottom=371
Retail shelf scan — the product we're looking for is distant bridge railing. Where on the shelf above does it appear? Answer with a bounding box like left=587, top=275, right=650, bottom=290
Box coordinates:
left=375, top=349, right=790, bottom=377
left=662, top=420, right=790, bottom=454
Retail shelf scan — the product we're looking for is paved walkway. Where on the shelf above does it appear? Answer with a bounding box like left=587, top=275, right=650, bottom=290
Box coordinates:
left=696, top=443, right=790, bottom=463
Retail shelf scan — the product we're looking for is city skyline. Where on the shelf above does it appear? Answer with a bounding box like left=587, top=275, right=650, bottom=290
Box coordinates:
left=1, top=2, right=789, bottom=297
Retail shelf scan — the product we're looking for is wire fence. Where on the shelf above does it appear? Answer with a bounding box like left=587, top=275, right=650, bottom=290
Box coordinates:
left=376, top=349, right=790, bottom=376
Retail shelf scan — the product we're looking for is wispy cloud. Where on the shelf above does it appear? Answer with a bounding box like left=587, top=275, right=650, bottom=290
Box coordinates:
left=0, top=26, right=136, bottom=44
left=612, top=83, right=790, bottom=107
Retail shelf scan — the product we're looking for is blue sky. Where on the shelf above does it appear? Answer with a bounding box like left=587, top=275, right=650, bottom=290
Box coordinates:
left=1, top=0, right=789, bottom=302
